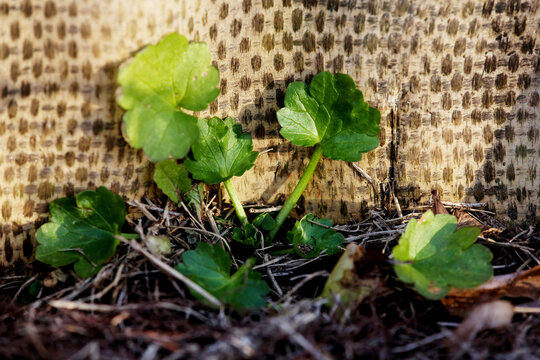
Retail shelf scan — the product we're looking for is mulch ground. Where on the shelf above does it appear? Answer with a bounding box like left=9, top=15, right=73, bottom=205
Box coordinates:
left=1, top=195, right=539, bottom=360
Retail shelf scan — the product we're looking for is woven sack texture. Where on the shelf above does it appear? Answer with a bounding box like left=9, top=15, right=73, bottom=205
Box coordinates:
left=0, top=0, right=538, bottom=267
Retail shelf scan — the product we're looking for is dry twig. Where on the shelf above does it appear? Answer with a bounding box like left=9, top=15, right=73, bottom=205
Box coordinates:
left=118, top=237, right=223, bottom=309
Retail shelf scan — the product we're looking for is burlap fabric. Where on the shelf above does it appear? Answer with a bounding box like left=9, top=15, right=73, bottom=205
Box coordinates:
left=0, top=0, right=538, bottom=266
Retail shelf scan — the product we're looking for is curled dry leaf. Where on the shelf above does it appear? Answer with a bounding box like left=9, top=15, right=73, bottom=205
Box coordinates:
left=442, top=264, right=540, bottom=316
left=431, top=190, right=448, bottom=215
left=452, top=209, right=485, bottom=230
left=321, top=243, right=383, bottom=310
left=432, top=190, right=497, bottom=232
left=453, top=300, right=514, bottom=342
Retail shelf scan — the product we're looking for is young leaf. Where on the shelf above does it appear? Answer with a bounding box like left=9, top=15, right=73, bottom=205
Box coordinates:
left=35, top=187, right=130, bottom=278
left=231, top=213, right=276, bottom=246
left=185, top=183, right=205, bottom=223
left=175, top=243, right=269, bottom=310
left=117, top=33, right=220, bottom=161
left=277, top=71, right=380, bottom=162
left=392, top=211, right=493, bottom=300
left=153, top=159, right=191, bottom=203
left=184, top=117, right=259, bottom=184
left=287, top=214, right=344, bottom=258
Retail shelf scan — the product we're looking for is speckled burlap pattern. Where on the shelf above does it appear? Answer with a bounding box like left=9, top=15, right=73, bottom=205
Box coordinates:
left=0, top=0, right=538, bottom=267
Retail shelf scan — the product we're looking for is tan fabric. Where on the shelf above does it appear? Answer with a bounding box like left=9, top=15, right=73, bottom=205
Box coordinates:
left=0, top=0, right=538, bottom=266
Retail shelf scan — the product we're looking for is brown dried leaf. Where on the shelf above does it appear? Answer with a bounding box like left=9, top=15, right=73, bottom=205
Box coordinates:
left=320, top=243, right=382, bottom=310
left=431, top=190, right=448, bottom=215
left=442, top=264, right=540, bottom=316
left=452, top=209, right=484, bottom=230
left=453, top=301, right=514, bottom=341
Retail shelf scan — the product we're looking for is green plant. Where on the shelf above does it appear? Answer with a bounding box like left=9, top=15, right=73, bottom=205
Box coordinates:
left=116, top=33, right=219, bottom=162
left=33, top=32, right=496, bottom=310
left=287, top=214, right=344, bottom=258
left=268, top=71, right=380, bottom=240
left=153, top=159, right=192, bottom=203
left=117, top=34, right=255, bottom=227
left=175, top=242, right=269, bottom=310
left=35, top=187, right=137, bottom=278
left=117, top=33, right=380, bottom=243
left=184, top=117, right=258, bottom=225
left=392, top=211, right=493, bottom=300
left=231, top=213, right=276, bottom=247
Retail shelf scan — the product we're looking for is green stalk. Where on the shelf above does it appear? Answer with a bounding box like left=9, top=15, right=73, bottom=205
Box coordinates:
left=223, top=178, right=248, bottom=225
left=269, top=145, right=323, bottom=241
left=120, top=233, right=140, bottom=240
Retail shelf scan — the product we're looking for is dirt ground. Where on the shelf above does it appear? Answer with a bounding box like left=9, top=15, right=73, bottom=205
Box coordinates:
left=1, top=196, right=539, bottom=360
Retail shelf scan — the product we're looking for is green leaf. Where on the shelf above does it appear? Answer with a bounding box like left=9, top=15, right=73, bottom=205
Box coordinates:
left=253, top=212, right=277, bottom=232
left=117, top=33, right=220, bottom=161
left=287, top=214, right=344, bottom=258
left=184, top=117, right=259, bottom=184
left=153, top=159, right=192, bottom=203
left=35, top=187, right=129, bottom=278
left=175, top=243, right=269, bottom=310
left=277, top=71, right=380, bottom=162
left=19, top=278, right=42, bottom=305
left=392, top=211, right=493, bottom=300
left=185, top=183, right=205, bottom=222
left=231, top=213, right=276, bottom=246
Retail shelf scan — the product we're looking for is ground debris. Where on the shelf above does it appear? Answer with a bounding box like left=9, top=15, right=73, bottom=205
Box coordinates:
left=1, top=195, right=539, bottom=359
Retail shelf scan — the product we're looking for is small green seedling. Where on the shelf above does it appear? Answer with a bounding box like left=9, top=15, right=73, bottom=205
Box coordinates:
left=116, top=33, right=380, bottom=245
left=153, top=159, right=192, bottom=203
left=185, top=182, right=206, bottom=223
left=287, top=214, right=344, bottom=258
left=184, top=117, right=258, bottom=225
left=392, top=211, right=493, bottom=300
left=175, top=242, right=269, bottom=310
left=269, top=71, right=381, bottom=240
left=35, top=33, right=496, bottom=311
left=35, top=187, right=138, bottom=278
left=232, top=213, right=277, bottom=246
left=117, top=33, right=255, bottom=226
left=116, top=33, right=219, bottom=162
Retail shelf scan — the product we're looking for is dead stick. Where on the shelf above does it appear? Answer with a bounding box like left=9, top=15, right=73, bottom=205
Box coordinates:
left=351, top=163, right=378, bottom=200
left=11, top=274, right=39, bottom=304
left=278, top=270, right=328, bottom=304
left=345, top=229, right=404, bottom=242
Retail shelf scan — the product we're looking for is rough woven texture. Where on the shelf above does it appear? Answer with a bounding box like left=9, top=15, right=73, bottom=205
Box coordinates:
left=0, top=0, right=539, bottom=267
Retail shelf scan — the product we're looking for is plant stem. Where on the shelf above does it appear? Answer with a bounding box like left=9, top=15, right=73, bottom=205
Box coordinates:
left=269, top=145, right=323, bottom=241
left=269, top=248, right=296, bottom=256
left=120, top=233, right=140, bottom=240
left=223, top=178, right=248, bottom=225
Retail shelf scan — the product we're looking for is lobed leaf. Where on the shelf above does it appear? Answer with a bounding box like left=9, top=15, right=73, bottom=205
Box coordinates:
left=277, top=71, right=380, bottom=162
left=184, top=117, right=259, bottom=184
left=287, top=214, right=344, bottom=258
left=392, top=211, right=493, bottom=300
left=153, top=159, right=192, bottom=203
left=185, top=183, right=205, bottom=223
left=175, top=243, right=269, bottom=310
left=117, top=33, right=220, bottom=162
left=231, top=213, right=276, bottom=246
left=35, top=187, right=129, bottom=278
